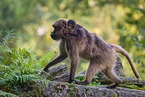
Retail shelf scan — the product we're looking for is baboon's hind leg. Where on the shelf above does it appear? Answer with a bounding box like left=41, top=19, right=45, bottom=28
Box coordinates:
left=75, top=62, right=100, bottom=85
left=103, top=68, right=121, bottom=89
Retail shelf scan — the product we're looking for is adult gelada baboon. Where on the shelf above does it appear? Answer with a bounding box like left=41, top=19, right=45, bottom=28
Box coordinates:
left=43, top=19, right=141, bottom=89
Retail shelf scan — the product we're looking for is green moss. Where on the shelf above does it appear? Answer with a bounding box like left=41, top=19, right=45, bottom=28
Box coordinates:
left=61, top=84, right=66, bottom=89
left=90, top=93, right=93, bottom=96
left=112, top=93, right=116, bottom=97
left=64, top=83, right=72, bottom=88
left=72, top=87, right=79, bottom=92
left=83, top=92, right=87, bottom=97
left=67, top=89, right=71, bottom=93
left=75, top=74, right=101, bottom=86
left=64, top=83, right=69, bottom=85
left=103, top=92, right=107, bottom=96
left=70, top=93, right=74, bottom=95
left=119, top=84, right=145, bottom=90
left=54, top=83, right=66, bottom=93
left=55, top=83, right=60, bottom=86
left=100, top=78, right=113, bottom=85
left=54, top=86, right=59, bottom=93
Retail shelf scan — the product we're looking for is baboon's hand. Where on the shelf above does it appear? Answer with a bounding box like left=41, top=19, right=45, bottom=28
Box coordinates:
left=68, top=78, right=75, bottom=83
left=43, top=67, right=48, bottom=72
left=37, top=68, right=48, bottom=75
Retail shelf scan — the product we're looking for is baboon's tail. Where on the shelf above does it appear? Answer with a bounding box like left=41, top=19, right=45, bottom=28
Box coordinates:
left=110, top=44, right=141, bottom=79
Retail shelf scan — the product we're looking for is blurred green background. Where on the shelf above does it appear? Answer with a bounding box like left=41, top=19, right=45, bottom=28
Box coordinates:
left=0, top=0, right=145, bottom=79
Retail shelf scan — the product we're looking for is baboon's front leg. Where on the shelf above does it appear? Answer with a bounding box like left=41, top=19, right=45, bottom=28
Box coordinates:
left=67, top=47, right=79, bottom=83
left=43, top=40, right=67, bottom=72
left=43, top=55, right=67, bottom=71
left=68, top=60, right=79, bottom=83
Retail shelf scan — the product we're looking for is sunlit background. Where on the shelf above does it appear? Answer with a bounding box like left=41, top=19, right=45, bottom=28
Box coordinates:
left=0, top=0, right=145, bottom=79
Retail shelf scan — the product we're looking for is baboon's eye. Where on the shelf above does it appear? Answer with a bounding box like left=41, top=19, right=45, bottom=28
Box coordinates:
left=62, top=22, right=66, bottom=29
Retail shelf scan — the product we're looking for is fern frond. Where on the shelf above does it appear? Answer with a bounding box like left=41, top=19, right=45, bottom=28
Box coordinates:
left=0, top=30, right=15, bottom=53
left=38, top=50, right=55, bottom=65
left=2, top=29, right=15, bottom=45
left=16, top=75, right=36, bottom=84
left=0, top=90, right=18, bottom=97
left=0, top=64, right=14, bottom=74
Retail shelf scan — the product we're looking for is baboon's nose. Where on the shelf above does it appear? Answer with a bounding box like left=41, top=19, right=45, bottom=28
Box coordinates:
left=50, top=32, right=56, bottom=39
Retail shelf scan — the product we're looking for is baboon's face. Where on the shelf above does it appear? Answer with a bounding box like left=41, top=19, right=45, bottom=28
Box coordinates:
left=68, top=19, right=76, bottom=29
left=50, top=19, right=67, bottom=40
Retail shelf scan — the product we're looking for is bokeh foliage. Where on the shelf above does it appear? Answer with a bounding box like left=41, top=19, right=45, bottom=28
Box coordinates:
left=0, top=0, right=145, bottom=79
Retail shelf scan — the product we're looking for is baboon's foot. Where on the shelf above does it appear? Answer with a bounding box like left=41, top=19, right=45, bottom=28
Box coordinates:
left=106, top=83, right=118, bottom=89
left=75, top=80, right=89, bottom=85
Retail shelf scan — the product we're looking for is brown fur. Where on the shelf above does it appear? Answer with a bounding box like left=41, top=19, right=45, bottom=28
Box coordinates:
left=43, top=19, right=141, bottom=89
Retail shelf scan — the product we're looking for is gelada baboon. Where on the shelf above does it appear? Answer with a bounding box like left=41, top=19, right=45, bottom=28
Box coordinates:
left=43, top=19, right=141, bottom=89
